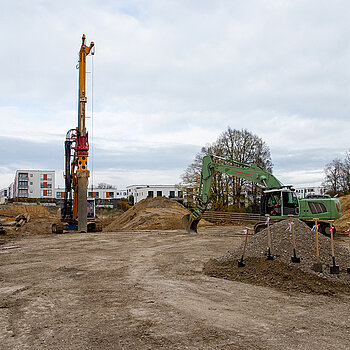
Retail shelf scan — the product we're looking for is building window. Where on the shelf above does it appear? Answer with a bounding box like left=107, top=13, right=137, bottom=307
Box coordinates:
left=88, top=192, right=93, bottom=197
left=178, top=191, right=183, bottom=198
left=169, top=191, right=175, bottom=198
left=109, top=192, right=114, bottom=198
left=47, top=190, right=52, bottom=196
left=18, top=181, right=28, bottom=189
left=30, top=174, right=33, bottom=177
left=18, top=189, right=28, bottom=197
left=47, top=183, right=52, bottom=188
left=47, top=174, right=52, bottom=181
left=57, top=192, right=61, bottom=199
left=148, top=191, right=154, bottom=198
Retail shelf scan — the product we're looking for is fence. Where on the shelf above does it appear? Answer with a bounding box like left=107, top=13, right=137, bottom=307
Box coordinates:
left=202, top=211, right=265, bottom=224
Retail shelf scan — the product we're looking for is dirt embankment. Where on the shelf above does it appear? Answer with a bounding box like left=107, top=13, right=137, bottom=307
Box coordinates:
left=0, top=204, right=56, bottom=237
left=0, top=204, right=51, bottom=217
left=105, top=196, right=212, bottom=231
left=335, top=194, right=350, bottom=232
left=204, top=219, right=350, bottom=296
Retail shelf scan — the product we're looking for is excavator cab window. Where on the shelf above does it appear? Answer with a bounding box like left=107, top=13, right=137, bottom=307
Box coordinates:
left=260, top=190, right=299, bottom=217
left=261, top=191, right=282, bottom=216
left=281, top=191, right=299, bottom=216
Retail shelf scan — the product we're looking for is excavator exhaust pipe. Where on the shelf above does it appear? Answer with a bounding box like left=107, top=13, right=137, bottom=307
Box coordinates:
left=182, top=214, right=199, bottom=234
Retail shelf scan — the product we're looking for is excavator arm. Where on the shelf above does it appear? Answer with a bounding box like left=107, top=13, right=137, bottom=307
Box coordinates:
left=182, top=155, right=282, bottom=234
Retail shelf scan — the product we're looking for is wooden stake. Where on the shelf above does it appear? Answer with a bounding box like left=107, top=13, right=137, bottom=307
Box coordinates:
left=312, top=218, right=323, bottom=272
left=289, top=215, right=300, bottom=263
left=314, top=218, right=319, bottom=258
left=288, top=215, right=296, bottom=250
left=330, top=220, right=335, bottom=257
left=329, top=220, right=339, bottom=274
left=265, top=214, right=274, bottom=260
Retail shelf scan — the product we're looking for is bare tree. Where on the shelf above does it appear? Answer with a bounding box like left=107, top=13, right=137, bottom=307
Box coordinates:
left=341, top=152, right=350, bottom=193
left=323, top=152, right=350, bottom=196
left=322, top=158, right=343, bottom=195
left=180, top=128, right=272, bottom=212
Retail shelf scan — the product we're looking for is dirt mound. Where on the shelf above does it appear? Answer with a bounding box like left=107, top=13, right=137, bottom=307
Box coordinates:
left=0, top=204, right=55, bottom=237
left=105, top=197, right=211, bottom=231
left=204, top=219, right=350, bottom=296
left=16, top=215, right=56, bottom=236
left=0, top=204, right=50, bottom=217
left=335, top=194, right=350, bottom=232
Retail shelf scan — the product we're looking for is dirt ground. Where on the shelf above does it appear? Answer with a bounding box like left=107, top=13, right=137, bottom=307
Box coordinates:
left=1, top=226, right=350, bottom=350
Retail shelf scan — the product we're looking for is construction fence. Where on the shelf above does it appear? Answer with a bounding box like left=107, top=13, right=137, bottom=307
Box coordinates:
left=202, top=211, right=265, bottom=224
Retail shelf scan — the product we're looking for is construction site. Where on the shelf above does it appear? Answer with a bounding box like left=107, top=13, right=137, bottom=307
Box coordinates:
left=0, top=193, right=350, bottom=349
left=2, top=8, right=350, bottom=348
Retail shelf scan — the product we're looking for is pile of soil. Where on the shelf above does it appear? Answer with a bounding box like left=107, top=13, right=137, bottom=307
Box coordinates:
left=0, top=204, right=55, bottom=237
left=105, top=197, right=211, bottom=231
left=335, top=194, right=350, bottom=232
left=17, top=215, right=57, bottom=236
left=204, top=219, right=350, bottom=296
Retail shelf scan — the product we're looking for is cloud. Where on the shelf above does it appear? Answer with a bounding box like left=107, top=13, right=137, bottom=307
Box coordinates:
left=1, top=0, right=350, bottom=190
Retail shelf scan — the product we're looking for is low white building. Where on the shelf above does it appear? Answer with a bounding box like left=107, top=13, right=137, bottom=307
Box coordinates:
left=294, top=186, right=327, bottom=199
left=126, top=185, right=183, bottom=204
left=55, top=187, right=127, bottom=200
left=13, top=170, right=56, bottom=199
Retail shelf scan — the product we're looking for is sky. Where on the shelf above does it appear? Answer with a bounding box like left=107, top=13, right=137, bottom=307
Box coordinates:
left=1, top=0, right=350, bottom=190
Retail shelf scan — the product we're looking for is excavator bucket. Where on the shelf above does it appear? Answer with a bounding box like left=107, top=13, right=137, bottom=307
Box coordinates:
left=182, top=213, right=199, bottom=234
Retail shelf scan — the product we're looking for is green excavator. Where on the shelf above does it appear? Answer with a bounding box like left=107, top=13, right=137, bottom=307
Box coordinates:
left=182, top=155, right=341, bottom=235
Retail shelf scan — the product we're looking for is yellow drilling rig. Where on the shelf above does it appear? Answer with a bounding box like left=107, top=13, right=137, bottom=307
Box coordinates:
left=52, top=34, right=101, bottom=233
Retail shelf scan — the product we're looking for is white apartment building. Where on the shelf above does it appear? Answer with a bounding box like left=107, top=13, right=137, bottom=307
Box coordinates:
left=0, top=183, right=14, bottom=203
left=55, top=187, right=127, bottom=200
left=294, top=186, right=327, bottom=199
left=13, top=170, right=56, bottom=199
left=127, top=185, right=183, bottom=204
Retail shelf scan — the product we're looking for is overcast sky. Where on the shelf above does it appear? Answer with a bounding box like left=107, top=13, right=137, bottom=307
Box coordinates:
left=1, top=0, right=350, bottom=190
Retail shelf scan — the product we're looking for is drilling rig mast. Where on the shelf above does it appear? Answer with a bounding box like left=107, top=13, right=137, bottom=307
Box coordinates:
left=52, top=35, right=101, bottom=234
left=75, top=34, right=94, bottom=232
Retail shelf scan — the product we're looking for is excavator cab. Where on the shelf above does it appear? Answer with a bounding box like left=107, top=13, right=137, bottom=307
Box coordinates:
left=260, top=188, right=299, bottom=217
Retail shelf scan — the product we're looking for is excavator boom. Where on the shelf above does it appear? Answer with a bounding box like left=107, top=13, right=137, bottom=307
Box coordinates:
left=183, top=155, right=280, bottom=234
left=183, top=155, right=341, bottom=234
